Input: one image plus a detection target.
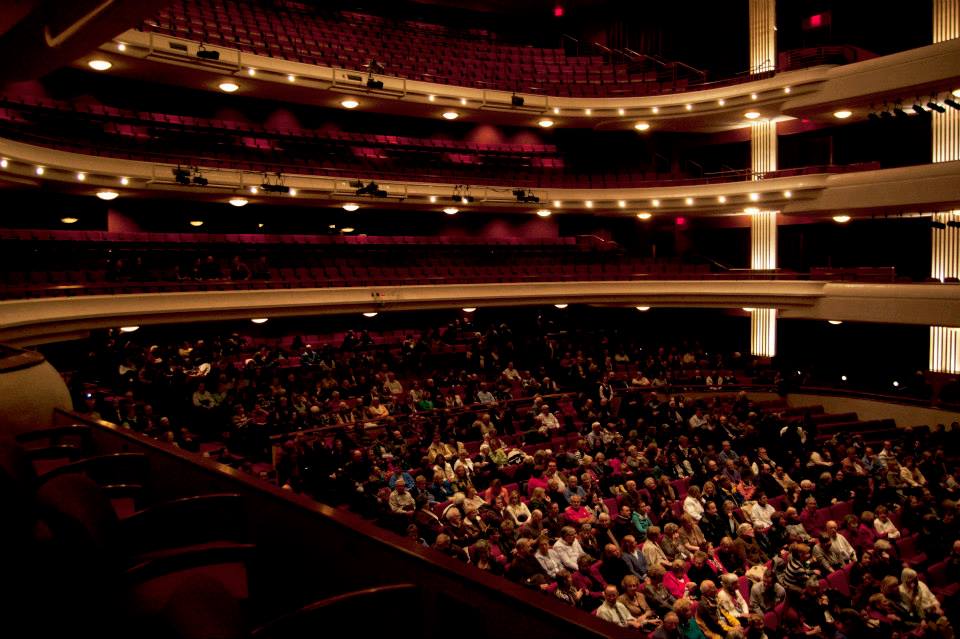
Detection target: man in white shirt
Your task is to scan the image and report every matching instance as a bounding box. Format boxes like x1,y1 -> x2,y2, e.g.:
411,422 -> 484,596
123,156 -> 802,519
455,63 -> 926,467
534,404 -> 560,434
595,585 -> 643,628
748,492 -> 776,531
502,362 -> 522,382
553,526 -> 586,571
823,520 -> 856,563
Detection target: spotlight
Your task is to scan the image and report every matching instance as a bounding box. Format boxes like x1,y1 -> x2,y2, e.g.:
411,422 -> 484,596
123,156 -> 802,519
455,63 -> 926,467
513,188 -> 539,203
867,112 -> 881,122
511,94 -> 524,107
173,166 -> 191,185
927,101 -> 946,113
913,104 -> 930,116
192,174 -> 208,186
356,181 -> 387,197
947,220 -> 960,229
366,78 -> 384,89
196,45 -> 220,60
879,110 -> 893,120
945,98 -> 960,110
931,220 -> 947,230
893,106 -> 908,119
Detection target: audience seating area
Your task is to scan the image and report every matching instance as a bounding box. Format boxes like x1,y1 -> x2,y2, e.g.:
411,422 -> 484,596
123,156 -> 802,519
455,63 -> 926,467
146,0 -> 698,96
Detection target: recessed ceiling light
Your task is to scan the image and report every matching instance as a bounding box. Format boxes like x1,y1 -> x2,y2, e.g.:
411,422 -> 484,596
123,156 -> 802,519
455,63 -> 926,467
363,312 -> 378,317
249,186 -> 258,195
651,199 -> 660,207
749,192 -> 760,201
288,188 -> 297,196
833,215 -> 851,223
636,306 -> 651,311
618,200 -> 626,208
833,110 -> 852,119
783,86 -> 791,94
783,190 -> 792,198
828,320 -> 843,325
744,207 -> 760,214
618,108 -> 625,116
584,108 -> 592,115
634,122 -> 650,131
685,197 -> 694,205
538,118 -> 554,127
685,104 -> 692,111
287,74 -> 296,82
75,171 -> 87,182
219,82 -> 239,93
742,307 -> 755,312
554,304 -> 568,309
651,107 -> 659,114
462,307 -> 477,313
258,223 -> 264,229
443,207 -> 459,215
584,200 -> 593,208
841,375 -> 848,381
60,217 -> 78,224
460,98 -> 467,106
750,93 -> 758,100
342,203 -> 360,212
717,99 -> 725,106
341,227 -> 355,233
0,159 -> 7,168
953,89 -> 960,97
428,95 -> 436,102
341,99 -> 359,109
120,176 -> 129,185
88,59 -> 112,71
96,190 -> 119,201
637,212 -> 652,220
117,43 -> 127,52
553,200 -> 562,208
35,166 -> 44,175
429,195 -> 437,203
745,111 -> 761,119
251,318 -> 269,324
119,326 -> 139,333
553,107 -> 560,114
247,67 -> 256,76
536,209 -> 552,217
189,220 -> 204,227
717,195 -> 727,203
228,197 -> 248,207
442,111 -> 459,120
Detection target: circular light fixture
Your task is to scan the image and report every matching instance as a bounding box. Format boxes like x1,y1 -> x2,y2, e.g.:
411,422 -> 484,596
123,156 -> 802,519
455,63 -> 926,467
117,43 -> 127,52
584,108 -> 592,115
833,215 -> 851,223
341,99 -> 359,109
250,318 -> 268,324
618,200 -> 626,208
749,192 -> 760,201
783,190 -> 792,198
120,176 -> 129,186
443,207 -> 459,215
363,312 -> 378,318
750,93 -> 758,100
462,307 -> 476,313
634,122 -> 650,131
76,172 -> 86,181
617,108 -> 625,116
429,195 -> 437,203
342,203 -> 360,212
833,110 -> 852,119
745,111 -> 761,119
35,166 -> 44,175
119,326 -> 139,333
96,190 -> 119,201
685,104 -> 692,111
249,186 -> 258,194
685,197 -> 694,205
742,307 -> 756,312
258,223 -> 264,229
442,111 -> 459,120
340,227 -> 355,233
717,99 -> 725,106
247,67 -> 256,76
584,200 -> 593,209
828,320 -> 843,325
554,304 -> 568,309
228,197 -> 248,207
717,195 -> 727,204
651,107 -> 659,114
0,159 -> 7,168
288,188 -> 297,196
553,107 -> 560,114
636,306 -> 651,311
428,95 -> 436,102
88,59 -> 112,71
460,98 -> 467,106
651,199 -> 660,207
538,119 -> 554,128
841,375 -> 848,381
553,200 -> 562,208
60,217 -> 78,224
893,380 -> 900,387
218,82 -> 239,93
536,209 -> 552,217
783,86 -> 791,94
637,212 -> 652,220
189,220 -> 204,227
287,74 -> 296,82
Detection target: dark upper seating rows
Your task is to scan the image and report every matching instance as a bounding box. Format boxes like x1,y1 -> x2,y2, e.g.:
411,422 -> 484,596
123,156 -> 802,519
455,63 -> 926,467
145,0 -> 698,96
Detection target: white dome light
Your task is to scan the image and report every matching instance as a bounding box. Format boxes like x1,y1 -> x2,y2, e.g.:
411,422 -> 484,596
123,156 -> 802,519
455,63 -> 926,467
443,207 -> 459,215
189,220 -> 204,227
442,111 -> 459,120
60,217 -> 78,224
828,320 -> 843,325
228,197 -> 248,207
833,110 -> 852,119
636,306 -> 651,311
119,326 -> 139,333
554,304 -> 568,309
341,99 -> 359,109
636,212 -> 652,220
833,215 -> 851,223
536,209 -> 552,217
251,318 -> 268,324
538,119 -> 554,128
342,203 -> 360,212
96,190 -> 119,201
462,307 -> 476,313
88,59 -> 113,71
363,312 -> 379,318
218,82 -> 239,93
634,122 -> 650,131
744,111 -> 761,119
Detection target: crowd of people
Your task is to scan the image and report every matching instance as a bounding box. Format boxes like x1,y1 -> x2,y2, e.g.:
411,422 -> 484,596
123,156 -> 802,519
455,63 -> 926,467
61,314 -> 960,638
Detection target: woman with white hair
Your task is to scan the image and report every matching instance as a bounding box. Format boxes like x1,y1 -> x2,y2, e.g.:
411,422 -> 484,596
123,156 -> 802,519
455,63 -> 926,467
716,573 -> 750,626
899,567 -> 944,619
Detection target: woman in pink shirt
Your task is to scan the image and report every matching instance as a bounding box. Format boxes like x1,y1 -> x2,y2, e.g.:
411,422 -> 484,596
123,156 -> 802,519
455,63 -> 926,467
663,558 -> 694,599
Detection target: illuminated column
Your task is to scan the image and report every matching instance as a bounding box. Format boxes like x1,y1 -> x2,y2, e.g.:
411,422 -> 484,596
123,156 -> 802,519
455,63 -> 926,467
751,120 -> 777,177
751,210 -> 777,270
930,0 -> 960,372
751,309 -> 777,357
749,0 -> 776,74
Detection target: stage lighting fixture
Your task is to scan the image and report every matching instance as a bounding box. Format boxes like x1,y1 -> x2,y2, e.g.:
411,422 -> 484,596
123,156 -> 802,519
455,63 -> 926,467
511,94 -> 524,107
946,220 -> 960,229
945,98 -> 960,110
196,45 -> 220,60
512,188 -> 539,203
356,181 -> 387,197
927,101 -> 946,113
879,110 -> 893,120
192,174 -> 208,186
260,183 -> 291,194
173,166 -> 191,185
366,78 -> 384,89
913,104 -> 929,116
893,106 -> 908,118
931,220 -> 947,230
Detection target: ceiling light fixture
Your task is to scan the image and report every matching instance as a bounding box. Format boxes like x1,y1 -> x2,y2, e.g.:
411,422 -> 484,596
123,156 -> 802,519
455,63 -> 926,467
637,212 -> 652,220
553,107 -> 560,114
833,215 -> 851,223
342,203 -> 360,212
717,195 -> 727,204
460,98 -> 467,106
744,111 -> 760,119
833,110 -> 852,119
120,177 -> 129,186
584,108 -> 592,115
685,104 -> 692,111
117,43 -> 126,52
618,108 -> 625,116
288,188 -> 297,196
429,196 -> 437,203
35,166 -> 44,175
119,326 -> 139,333
750,93 -> 758,100
251,318 -> 269,324
60,217 -> 78,224
462,307 -> 476,313
341,227 -> 355,233
634,122 -> 650,131
584,200 -> 593,208
554,304 -> 568,309
341,99 -> 359,109
218,82 -> 239,93
828,320 -> 843,325
363,312 -> 378,318
538,119 -> 554,128
783,86 -> 791,94
749,192 -> 760,201
651,199 -> 660,207
442,111 -> 459,120
0,159 -> 7,168
553,200 -> 562,208
228,197 -> 248,207
76,172 -> 86,181
287,74 -> 296,82
685,197 -> 694,205
717,99 -> 725,106
618,200 -> 626,208
88,59 -> 112,71
189,220 -> 204,227
783,190 -> 792,198
536,209 -> 552,217
443,207 -> 459,215
428,95 -> 436,102
636,306 -> 651,311
96,190 -> 119,201
247,67 -> 256,76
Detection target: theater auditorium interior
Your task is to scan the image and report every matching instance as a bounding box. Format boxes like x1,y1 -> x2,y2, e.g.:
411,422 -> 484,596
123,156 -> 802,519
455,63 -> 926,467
0,0 -> 959,637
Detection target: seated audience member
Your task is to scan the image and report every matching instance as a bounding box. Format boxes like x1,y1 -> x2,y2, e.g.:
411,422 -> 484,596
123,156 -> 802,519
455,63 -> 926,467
697,580 -> 739,639
749,568 -> 785,614
618,574 -> 660,627
716,573 -> 750,627
663,558 -> 695,599
644,565 -> 678,617
595,585 -> 644,629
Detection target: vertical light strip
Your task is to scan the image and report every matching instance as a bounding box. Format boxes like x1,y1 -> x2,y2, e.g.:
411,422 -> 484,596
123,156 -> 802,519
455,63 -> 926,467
751,309 -> 777,357
751,210 -> 777,270
933,0 -> 959,43
930,1 -> 959,372
749,0 -> 776,73
751,120 -> 777,178
930,327 -> 960,373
